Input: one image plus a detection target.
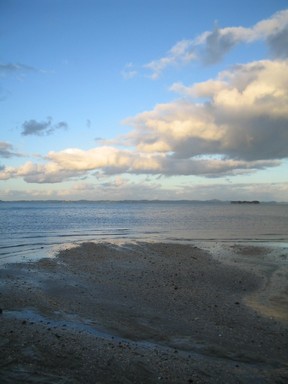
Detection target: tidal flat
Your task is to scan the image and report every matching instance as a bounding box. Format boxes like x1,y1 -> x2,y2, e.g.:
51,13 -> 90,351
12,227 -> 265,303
0,242 -> 288,383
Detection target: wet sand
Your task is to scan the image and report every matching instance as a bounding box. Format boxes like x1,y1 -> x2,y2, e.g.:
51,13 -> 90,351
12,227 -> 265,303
0,242 -> 288,383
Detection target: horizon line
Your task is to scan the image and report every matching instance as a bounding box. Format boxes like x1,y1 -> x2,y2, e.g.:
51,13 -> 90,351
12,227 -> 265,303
0,199 -> 287,204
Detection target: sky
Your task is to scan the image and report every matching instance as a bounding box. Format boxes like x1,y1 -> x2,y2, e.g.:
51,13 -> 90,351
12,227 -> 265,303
1,0 -> 288,201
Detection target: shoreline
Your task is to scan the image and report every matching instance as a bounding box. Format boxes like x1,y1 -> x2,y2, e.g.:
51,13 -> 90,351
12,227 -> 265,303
1,238 -> 287,270
1,241 -> 288,383
196,241 -> 288,322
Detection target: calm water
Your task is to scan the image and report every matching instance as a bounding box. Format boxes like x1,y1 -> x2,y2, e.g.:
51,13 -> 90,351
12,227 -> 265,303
0,201 -> 288,265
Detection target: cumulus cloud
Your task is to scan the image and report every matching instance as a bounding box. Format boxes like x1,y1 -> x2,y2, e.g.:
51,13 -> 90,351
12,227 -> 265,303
1,58 -> 287,184
0,148 -> 280,184
145,9 -> 288,77
46,147 -> 277,179
21,118 -> 68,136
46,146 -> 163,176
0,161 -> 84,183
0,147 -> 163,183
125,60 -> 288,162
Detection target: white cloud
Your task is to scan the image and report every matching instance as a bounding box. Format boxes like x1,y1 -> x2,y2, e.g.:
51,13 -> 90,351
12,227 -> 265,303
144,9 -> 288,77
0,147 -> 164,183
145,40 -> 196,79
0,151 -> 280,184
0,58 -> 287,184
127,60 -> 288,162
0,161 -> 84,183
47,146 -> 163,175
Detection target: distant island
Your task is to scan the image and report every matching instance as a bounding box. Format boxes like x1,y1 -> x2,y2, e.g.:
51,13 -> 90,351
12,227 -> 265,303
230,200 -> 260,204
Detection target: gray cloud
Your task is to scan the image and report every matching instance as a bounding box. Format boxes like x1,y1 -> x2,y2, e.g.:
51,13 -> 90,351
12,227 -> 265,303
201,28 -> 239,64
126,60 -> 288,165
215,115 -> 288,161
21,118 -> 68,136
86,119 -> 91,128
159,157 -> 279,178
0,141 -> 21,158
198,10 -> 288,65
267,24 -> 288,58
23,170 -> 82,184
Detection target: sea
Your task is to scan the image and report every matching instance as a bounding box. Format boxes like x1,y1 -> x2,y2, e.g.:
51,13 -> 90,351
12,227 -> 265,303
1,200 -> 288,265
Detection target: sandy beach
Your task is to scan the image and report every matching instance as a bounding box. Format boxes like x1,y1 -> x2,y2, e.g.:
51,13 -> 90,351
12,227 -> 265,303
0,241 -> 288,383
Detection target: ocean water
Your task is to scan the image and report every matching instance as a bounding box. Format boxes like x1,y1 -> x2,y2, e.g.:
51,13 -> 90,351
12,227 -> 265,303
0,200 -> 288,265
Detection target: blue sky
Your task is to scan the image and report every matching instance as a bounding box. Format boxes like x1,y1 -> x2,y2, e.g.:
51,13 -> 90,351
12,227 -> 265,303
1,0 -> 288,201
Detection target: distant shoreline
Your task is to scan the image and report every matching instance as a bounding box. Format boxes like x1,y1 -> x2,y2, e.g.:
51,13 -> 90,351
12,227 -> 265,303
0,199 -> 287,204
